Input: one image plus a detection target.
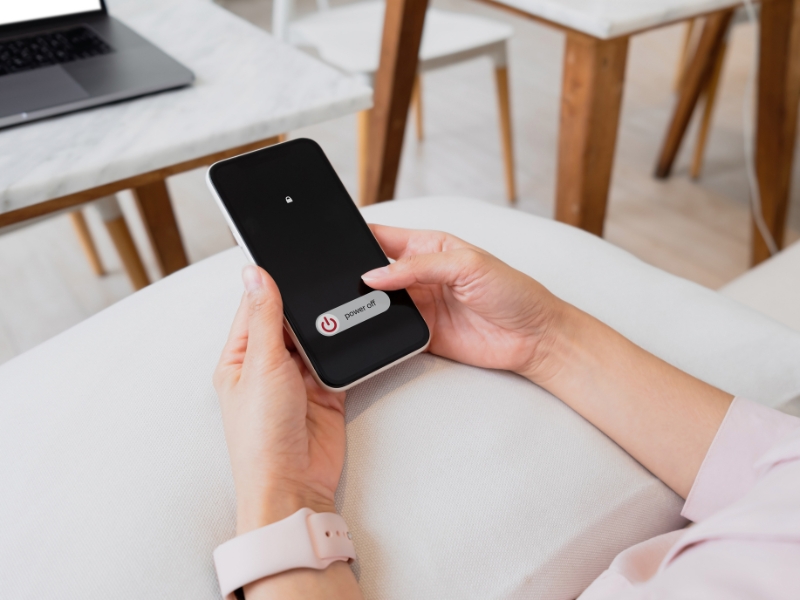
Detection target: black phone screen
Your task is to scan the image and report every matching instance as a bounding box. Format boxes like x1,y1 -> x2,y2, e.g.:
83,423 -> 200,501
208,139 -> 429,388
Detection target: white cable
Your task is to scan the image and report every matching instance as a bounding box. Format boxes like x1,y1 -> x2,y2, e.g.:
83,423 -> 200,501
741,0 -> 779,256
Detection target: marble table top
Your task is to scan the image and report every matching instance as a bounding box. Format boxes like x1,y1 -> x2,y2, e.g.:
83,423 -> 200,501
0,0 -> 372,215
488,0 -> 742,39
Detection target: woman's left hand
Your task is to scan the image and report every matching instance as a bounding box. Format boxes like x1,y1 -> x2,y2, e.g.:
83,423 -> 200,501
214,265 -> 347,534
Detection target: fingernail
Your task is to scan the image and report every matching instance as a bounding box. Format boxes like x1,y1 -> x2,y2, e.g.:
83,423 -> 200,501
362,266 -> 390,282
242,265 -> 263,294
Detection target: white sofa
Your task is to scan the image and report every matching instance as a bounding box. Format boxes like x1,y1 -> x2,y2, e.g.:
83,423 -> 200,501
2,197 -> 800,600
720,239 -> 800,334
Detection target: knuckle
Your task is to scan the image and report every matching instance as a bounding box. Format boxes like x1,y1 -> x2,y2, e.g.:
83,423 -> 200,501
405,254 -> 423,268
249,294 -> 278,319
458,247 -> 484,268
248,293 -> 267,311
438,230 -> 467,251
451,248 -> 489,287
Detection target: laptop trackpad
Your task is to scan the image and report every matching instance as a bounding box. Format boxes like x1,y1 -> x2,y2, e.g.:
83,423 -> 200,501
0,66 -> 90,118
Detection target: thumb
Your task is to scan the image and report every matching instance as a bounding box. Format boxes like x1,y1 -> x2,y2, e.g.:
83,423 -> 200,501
241,265 -> 288,373
361,247 -> 487,291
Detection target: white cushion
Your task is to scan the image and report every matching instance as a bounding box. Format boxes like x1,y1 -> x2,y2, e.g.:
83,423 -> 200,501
720,240 -> 800,334
2,197 -> 800,599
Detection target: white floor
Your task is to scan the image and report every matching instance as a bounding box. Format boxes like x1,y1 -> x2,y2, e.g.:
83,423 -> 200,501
1,0 -> 799,365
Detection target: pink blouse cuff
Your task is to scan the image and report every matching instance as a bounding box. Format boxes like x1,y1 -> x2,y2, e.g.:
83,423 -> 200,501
682,396 -> 800,523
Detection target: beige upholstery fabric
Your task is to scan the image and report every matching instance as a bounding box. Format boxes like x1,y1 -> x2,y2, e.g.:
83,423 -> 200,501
2,197 -> 800,599
720,240 -> 800,334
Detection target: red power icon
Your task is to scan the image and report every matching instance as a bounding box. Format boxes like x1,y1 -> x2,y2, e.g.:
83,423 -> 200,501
320,315 -> 338,333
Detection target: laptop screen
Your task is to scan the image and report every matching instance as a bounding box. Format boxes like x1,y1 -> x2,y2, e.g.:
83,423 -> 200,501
0,1 -> 103,27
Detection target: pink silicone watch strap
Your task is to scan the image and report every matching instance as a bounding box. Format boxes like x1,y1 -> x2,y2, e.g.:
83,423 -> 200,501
213,508 -> 356,599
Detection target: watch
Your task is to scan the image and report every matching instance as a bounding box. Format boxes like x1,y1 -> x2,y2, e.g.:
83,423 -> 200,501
213,508 -> 356,599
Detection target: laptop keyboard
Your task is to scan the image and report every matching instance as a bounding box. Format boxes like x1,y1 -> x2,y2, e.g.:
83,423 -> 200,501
0,26 -> 113,77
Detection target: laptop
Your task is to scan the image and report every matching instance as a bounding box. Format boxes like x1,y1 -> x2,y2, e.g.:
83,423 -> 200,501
0,1 -> 194,130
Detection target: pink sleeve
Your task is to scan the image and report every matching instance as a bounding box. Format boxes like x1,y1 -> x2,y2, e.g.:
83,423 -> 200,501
681,396 -> 800,523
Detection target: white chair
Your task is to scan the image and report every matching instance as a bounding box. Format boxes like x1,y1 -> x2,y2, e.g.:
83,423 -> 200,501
273,0 -> 517,204
3,197 -> 800,599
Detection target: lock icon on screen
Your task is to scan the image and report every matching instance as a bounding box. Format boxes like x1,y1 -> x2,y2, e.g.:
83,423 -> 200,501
285,196 -> 293,203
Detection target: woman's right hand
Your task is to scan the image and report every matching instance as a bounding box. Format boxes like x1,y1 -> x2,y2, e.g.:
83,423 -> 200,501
364,224 -> 733,500
362,225 -> 565,383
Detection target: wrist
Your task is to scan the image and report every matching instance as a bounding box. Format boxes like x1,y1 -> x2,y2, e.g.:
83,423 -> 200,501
236,483 -> 337,535
516,299 -> 579,386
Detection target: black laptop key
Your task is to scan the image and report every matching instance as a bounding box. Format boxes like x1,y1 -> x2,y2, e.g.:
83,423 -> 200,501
0,26 -> 113,77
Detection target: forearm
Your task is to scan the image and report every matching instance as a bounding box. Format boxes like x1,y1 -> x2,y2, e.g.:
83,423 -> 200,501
528,302 -> 733,499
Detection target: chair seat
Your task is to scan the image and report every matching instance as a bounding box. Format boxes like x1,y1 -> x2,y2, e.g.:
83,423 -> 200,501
2,197 -> 800,599
290,1 -> 513,74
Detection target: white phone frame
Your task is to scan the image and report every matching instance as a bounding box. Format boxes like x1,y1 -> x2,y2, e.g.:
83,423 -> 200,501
205,143 -> 430,392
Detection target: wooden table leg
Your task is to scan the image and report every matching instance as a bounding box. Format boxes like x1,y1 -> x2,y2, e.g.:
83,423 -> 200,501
654,10 -> 734,179
753,0 -> 800,264
690,37 -> 728,180
555,32 -> 629,236
94,196 -> 150,291
69,210 -> 105,276
673,19 -> 698,92
362,0 -> 429,206
132,179 -> 189,277
412,74 -> 424,141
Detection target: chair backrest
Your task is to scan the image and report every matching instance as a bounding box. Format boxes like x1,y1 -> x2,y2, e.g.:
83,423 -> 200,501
272,0 -> 332,41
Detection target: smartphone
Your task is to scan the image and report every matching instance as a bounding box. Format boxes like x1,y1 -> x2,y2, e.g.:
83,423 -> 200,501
206,138 -> 430,391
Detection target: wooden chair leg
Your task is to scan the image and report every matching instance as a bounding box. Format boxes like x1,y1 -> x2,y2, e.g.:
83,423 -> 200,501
132,179 -> 189,277
363,0 -> 429,205
555,31 -> 629,236
412,74 -> 424,141
654,10 -> 734,179
690,38 -> 728,179
752,0 -> 800,264
357,110 -> 371,206
69,210 -> 104,276
494,65 -> 517,204
93,196 -> 150,291
673,19 -> 698,92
